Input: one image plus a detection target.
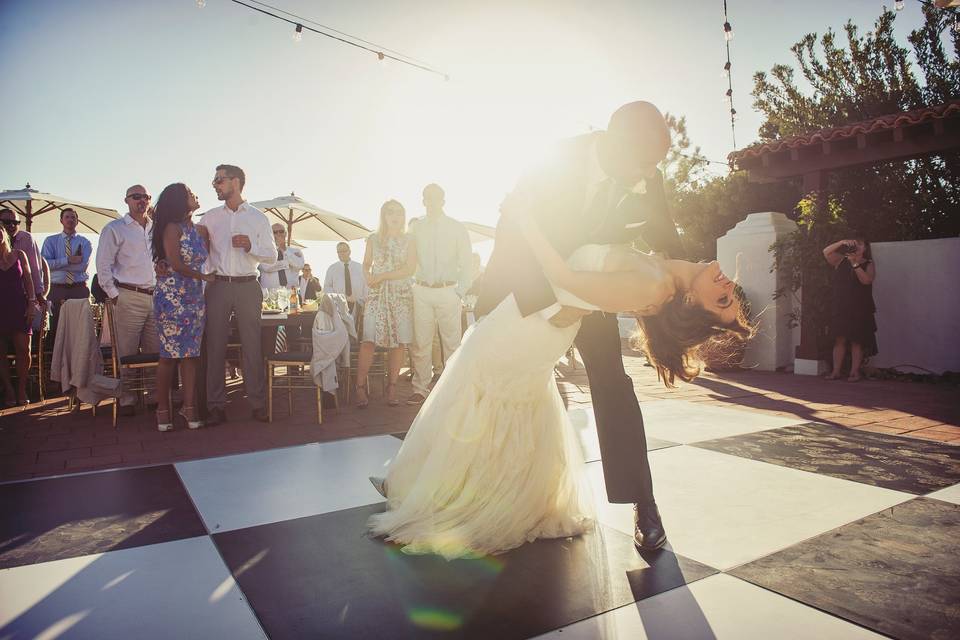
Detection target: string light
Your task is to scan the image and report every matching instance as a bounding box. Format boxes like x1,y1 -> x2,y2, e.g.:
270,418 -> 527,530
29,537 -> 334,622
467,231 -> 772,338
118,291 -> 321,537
197,0 -> 206,7
895,0 -> 905,10
225,0 -> 449,79
722,0 -> 737,149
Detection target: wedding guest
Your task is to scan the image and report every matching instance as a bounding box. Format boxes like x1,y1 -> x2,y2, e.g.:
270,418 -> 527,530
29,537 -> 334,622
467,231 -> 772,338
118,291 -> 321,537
96,185 -> 159,415
355,200 -> 416,407
0,226 -> 36,407
406,183 -> 474,405
299,263 -> 321,301
198,164 -> 276,425
1,209 -> 44,371
41,208 -> 91,337
152,183 -> 212,431
323,242 -> 366,313
259,224 -> 304,290
823,237 -> 877,382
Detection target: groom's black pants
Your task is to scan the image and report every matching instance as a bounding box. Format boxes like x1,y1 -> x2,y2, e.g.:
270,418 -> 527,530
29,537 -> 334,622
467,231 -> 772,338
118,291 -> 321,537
575,311 -> 655,505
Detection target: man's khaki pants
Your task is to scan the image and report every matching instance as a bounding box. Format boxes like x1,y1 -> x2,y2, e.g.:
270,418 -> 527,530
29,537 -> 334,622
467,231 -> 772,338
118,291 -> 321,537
411,284 -> 462,397
114,288 -> 159,407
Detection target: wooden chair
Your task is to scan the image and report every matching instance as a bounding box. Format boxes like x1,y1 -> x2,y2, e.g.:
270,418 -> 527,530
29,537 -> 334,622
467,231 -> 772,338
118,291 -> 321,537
267,349 -> 338,424
103,302 -> 161,428
336,303 -> 388,404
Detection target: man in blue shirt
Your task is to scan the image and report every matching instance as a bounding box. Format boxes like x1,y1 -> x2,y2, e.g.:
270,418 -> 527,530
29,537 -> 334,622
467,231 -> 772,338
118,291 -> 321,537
41,208 -> 92,336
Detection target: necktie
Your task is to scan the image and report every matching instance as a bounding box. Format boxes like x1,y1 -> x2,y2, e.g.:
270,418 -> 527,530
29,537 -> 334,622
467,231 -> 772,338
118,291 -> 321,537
344,262 -> 352,297
64,235 -> 75,284
277,249 -> 287,286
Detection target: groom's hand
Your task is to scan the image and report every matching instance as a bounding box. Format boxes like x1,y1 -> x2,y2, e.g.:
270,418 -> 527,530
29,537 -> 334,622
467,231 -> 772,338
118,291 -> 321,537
548,306 -> 591,328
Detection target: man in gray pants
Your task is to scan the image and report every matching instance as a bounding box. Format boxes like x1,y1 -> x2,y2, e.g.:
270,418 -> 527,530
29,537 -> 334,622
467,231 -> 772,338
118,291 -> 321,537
198,164 -> 276,425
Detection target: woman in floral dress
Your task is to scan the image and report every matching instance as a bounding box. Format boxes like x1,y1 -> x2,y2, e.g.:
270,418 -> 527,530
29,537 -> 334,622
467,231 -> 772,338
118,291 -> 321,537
355,200 -> 416,407
151,183 -> 213,431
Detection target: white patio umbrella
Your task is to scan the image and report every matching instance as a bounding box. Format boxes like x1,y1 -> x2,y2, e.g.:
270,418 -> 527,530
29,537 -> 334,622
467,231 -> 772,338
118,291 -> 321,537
463,221 -> 497,244
0,183 -> 119,234
249,193 -> 371,243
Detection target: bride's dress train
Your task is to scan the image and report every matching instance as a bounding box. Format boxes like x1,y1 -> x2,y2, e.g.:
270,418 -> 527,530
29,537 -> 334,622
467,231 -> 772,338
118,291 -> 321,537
368,244 -> 612,559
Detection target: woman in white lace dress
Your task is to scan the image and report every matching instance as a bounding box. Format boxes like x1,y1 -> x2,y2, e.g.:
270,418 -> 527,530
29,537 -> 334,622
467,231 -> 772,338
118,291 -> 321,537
369,211 -> 749,559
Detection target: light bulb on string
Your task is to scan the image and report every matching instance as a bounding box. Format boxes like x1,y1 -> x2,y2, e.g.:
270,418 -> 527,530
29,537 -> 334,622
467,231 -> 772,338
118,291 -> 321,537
895,0 -> 904,10
722,61 -> 731,78
196,0 -> 205,7
723,21 -> 734,41
730,108 -> 738,122
377,51 -> 386,64
293,24 -> 303,43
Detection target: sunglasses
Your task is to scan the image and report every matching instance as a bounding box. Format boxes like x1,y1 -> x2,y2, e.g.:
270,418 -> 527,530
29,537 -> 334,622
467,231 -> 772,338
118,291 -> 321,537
1,219 -> 19,226
212,176 -> 235,185
127,193 -> 152,201
273,230 -> 286,235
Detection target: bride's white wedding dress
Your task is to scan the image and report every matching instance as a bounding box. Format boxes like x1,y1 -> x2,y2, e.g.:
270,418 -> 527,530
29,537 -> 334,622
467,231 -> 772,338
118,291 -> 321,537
368,244 -> 613,559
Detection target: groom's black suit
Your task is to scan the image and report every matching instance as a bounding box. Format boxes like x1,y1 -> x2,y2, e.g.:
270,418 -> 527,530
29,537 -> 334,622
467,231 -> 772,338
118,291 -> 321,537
476,132 -> 684,504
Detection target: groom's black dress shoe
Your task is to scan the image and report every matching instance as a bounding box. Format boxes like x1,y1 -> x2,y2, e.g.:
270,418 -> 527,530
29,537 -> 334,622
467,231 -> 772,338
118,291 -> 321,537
634,502 -> 667,551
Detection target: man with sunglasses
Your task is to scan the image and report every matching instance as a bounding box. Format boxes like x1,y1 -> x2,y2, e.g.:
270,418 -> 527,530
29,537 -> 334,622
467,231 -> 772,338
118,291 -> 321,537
198,164 -> 276,425
41,208 -> 92,338
258,224 -> 304,290
95,185 -> 159,415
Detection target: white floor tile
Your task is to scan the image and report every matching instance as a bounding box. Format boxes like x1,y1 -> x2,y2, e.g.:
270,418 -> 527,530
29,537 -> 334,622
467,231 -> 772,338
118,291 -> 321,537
926,482 -> 960,505
533,573 -> 885,639
175,436 -> 401,532
0,537 -> 264,640
568,407 -> 675,462
587,446 -> 912,570
637,400 -> 804,444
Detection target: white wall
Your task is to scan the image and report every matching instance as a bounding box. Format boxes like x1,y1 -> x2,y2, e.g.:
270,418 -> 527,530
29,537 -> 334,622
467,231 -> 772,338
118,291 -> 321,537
869,237 -> 960,374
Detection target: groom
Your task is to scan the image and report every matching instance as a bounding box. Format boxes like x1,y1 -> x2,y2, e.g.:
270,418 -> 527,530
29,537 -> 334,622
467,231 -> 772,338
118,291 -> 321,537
476,101 -> 682,551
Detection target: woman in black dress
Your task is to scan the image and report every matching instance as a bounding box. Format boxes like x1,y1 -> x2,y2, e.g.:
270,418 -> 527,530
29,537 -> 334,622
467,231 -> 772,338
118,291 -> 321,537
822,237 -> 877,381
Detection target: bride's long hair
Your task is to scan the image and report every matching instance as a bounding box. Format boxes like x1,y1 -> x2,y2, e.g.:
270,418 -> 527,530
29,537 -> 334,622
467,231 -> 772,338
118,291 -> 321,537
636,287 -> 753,388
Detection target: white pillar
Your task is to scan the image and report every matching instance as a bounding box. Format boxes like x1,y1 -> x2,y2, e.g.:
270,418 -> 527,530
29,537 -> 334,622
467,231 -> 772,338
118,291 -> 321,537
716,212 -> 797,372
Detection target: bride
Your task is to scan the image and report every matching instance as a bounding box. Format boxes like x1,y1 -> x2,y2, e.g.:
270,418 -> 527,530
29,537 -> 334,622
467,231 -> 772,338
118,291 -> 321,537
368,205 -> 749,559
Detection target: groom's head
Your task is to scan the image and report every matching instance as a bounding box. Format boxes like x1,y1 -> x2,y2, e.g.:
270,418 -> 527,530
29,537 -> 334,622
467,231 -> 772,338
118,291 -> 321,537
597,101 -> 670,187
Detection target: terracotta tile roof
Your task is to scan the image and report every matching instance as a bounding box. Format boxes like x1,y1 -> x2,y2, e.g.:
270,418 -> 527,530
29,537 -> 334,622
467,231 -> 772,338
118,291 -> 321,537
729,100 -> 960,165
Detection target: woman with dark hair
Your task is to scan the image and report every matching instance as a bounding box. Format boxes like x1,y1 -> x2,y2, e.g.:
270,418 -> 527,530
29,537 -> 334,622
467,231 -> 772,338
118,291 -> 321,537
355,199 -> 416,407
368,207 -> 750,558
151,183 -> 212,431
823,237 -> 877,382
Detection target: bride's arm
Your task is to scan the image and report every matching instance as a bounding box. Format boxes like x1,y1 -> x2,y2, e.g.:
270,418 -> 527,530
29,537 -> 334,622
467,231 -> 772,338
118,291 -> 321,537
517,217 -> 674,314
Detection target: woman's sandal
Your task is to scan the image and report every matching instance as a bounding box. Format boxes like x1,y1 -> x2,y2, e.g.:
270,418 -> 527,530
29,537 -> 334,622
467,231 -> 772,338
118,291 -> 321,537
156,409 -> 174,432
179,405 -> 203,430
386,382 -> 400,407
355,382 -> 369,409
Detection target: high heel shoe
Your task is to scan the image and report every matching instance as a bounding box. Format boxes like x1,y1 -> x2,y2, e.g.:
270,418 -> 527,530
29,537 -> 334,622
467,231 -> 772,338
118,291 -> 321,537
369,476 -> 387,499
355,382 -> 369,409
386,382 -> 399,407
156,409 -> 173,432
179,405 -> 203,430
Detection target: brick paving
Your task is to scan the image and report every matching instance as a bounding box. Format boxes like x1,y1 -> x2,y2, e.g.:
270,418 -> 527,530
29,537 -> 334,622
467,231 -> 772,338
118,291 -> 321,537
1,346 -> 957,482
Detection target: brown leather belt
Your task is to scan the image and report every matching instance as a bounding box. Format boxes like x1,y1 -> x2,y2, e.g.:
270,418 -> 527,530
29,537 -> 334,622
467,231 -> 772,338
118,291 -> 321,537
117,282 -> 154,295
415,280 -> 456,288
214,274 -> 257,283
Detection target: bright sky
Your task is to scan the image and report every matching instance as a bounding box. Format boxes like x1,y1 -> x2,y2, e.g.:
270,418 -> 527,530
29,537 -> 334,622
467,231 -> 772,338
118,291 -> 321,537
0,0 -> 933,270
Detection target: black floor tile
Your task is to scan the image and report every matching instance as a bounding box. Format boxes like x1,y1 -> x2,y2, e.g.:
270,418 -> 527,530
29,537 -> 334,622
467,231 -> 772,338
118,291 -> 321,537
214,503 -> 715,639
731,498 -> 960,640
692,422 -> 960,494
0,465 -> 207,569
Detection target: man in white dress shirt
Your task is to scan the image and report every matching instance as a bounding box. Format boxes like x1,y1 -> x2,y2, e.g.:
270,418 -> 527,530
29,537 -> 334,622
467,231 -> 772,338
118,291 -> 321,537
198,164 -> 276,425
96,185 -> 159,414
259,224 -> 304,290
406,183 -> 474,405
323,242 -> 366,313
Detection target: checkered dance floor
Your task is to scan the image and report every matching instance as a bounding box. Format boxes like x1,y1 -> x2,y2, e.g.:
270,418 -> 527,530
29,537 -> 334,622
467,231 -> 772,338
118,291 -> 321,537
2,400 -> 958,639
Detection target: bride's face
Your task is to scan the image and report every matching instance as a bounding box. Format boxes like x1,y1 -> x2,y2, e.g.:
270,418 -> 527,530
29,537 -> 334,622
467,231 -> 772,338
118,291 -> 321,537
688,261 -> 739,325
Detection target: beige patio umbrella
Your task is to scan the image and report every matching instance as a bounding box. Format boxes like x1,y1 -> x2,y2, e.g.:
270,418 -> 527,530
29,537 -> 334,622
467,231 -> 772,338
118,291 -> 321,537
249,193 -> 371,244
0,183 -> 119,234
463,221 -> 497,244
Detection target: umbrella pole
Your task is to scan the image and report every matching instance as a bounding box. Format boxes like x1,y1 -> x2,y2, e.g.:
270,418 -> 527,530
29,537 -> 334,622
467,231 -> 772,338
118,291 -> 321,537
25,199 -> 32,233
